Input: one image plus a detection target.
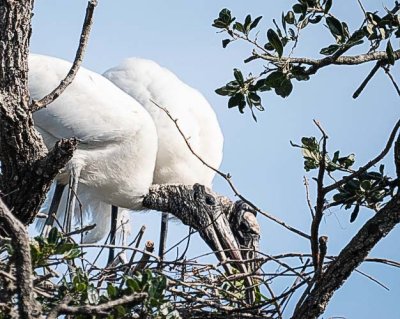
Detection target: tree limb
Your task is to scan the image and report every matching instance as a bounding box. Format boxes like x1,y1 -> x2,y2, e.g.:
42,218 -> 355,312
292,193 -> 400,319
54,293 -> 147,317
30,0 -> 98,112
0,200 -> 40,319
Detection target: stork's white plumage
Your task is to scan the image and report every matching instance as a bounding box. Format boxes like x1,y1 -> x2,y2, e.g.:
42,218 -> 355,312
103,58 -> 223,187
103,58 -> 223,259
30,54 -> 158,242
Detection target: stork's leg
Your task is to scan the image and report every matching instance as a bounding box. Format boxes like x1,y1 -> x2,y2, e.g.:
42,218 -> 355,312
158,212 -> 169,267
107,205 -> 118,265
41,182 -> 66,237
64,165 -> 82,234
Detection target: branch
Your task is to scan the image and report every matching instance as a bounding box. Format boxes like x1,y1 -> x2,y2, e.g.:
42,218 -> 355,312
255,49 -> 400,75
151,100 -> 310,240
55,293 -> 147,316
323,119 -> 400,194
310,120 -> 328,272
292,193 -> 400,319
352,61 -> 382,99
30,0 -> 97,112
0,200 -> 39,319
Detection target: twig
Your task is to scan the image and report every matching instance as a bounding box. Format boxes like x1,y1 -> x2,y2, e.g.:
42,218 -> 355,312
382,65 -> 400,96
323,119 -> 400,194
30,0 -> 98,112
56,293 -> 147,316
352,61 -> 382,99
303,176 -> 315,218
151,99 -> 310,240
311,120 -> 328,272
132,241 -> 155,273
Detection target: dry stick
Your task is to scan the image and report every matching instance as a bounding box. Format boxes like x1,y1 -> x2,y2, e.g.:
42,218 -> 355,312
382,65 -> 400,96
264,281 -> 283,319
0,200 -> 38,319
255,49 -> 400,69
132,240 -> 155,273
151,99 -> 310,240
55,293 -> 147,316
352,61 -> 382,99
311,120 -> 328,273
323,119 -> 400,194
303,176 -> 315,218
30,0 -> 98,112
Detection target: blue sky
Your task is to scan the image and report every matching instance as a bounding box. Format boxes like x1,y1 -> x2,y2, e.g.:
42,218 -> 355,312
30,1 -> 399,317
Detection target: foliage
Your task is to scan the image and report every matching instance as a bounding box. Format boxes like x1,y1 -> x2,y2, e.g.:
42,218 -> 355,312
213,1 -> 400,119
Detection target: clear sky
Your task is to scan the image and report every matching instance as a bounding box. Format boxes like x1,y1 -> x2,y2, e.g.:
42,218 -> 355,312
30,1 -> 399,317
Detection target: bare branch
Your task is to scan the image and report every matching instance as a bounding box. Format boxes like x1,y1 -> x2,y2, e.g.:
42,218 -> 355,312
254,49 -> 400,74
382,65 -> 400,96
292,193 -> 400,319
0,200 -> 39,319
55,293 -> 147,316
352,61 -> 382,99
30,0 -> 97,112
151,99 -> 310,240
311,120 -> 328,272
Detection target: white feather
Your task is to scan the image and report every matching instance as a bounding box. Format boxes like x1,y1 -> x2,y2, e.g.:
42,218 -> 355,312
30,54 -> 158,242
103,58 -> 223,187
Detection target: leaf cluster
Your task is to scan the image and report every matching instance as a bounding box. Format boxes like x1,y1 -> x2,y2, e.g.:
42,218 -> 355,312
213,1 -> 400,119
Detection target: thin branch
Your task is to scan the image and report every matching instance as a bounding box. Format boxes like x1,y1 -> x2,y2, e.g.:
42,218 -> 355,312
382,65 -> 400,96
292,192 -> 400,319
254,49 -> 400,73
151,99 -> 310,240
56,293 -> 147,316
323,119 -> 400,194
30,0 -> 98,112
352,61 -> 382,99
0,200 -> 38,319
303,176 -> 315,218
311,120 -> 328,272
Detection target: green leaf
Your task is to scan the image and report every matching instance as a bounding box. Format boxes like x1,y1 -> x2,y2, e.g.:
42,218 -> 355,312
386,40 -> 395,65
233,22 -> 245,33
233,68 -> 244,85
324,0 -> 332,14
222,39 -> 231,48
275,79 -> 293,98
350,204 -> 360,223
326,16 -> 344,41
320,44 -> 340,55
250,16 -> 262,30
228,93 -> 244,109
244,14 -> 252,33
309,15 -> 323,24
48,227 -> 59,244
267,29 -> 284,57
107,284 -> 118,298
265,71 -> 286,88
285,11 -> 295,24
126,278 -> 141,292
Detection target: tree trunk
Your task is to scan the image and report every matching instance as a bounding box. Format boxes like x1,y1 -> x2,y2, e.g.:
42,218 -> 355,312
0,0 -> 75,225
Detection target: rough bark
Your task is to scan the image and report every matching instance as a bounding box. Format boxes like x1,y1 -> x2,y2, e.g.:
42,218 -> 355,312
0,0 -> 75,225
292,193 -> 400,319
143,184 -> 260,268
0,199 -> 40,318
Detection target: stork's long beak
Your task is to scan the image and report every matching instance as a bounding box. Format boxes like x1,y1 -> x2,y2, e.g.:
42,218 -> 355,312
198,209 -> 244,271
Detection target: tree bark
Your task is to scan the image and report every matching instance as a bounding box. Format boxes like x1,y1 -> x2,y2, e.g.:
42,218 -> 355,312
292,193 -> 400,319
0,0 -> 75,225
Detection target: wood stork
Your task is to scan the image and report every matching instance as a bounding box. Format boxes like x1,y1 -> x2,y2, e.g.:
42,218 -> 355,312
30,54 -> 158,243
103,58 -> 224,259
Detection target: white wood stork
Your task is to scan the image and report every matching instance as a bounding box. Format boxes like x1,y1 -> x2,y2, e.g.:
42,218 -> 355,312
30,54 -> 158,243
103,58 -> 224,259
